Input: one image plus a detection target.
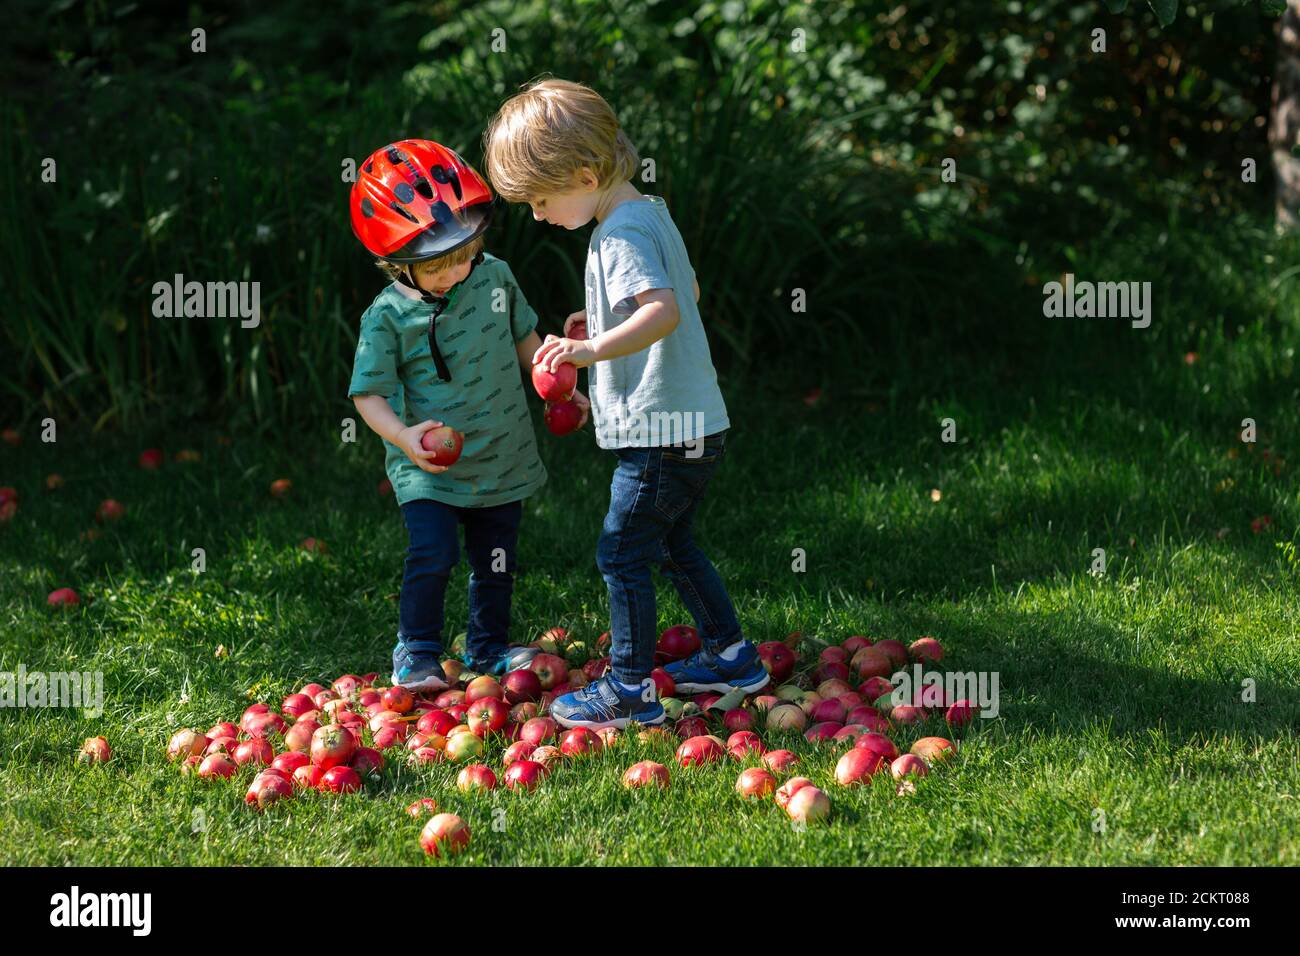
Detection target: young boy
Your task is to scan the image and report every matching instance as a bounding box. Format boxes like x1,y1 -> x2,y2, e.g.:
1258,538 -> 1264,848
347,139 -> 589,692
483,79 -> 768,728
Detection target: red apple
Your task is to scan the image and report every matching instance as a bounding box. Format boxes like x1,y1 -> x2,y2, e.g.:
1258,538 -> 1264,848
851,647 -> 893,679
206,722 -> 239,741
420,813 -> 471,857
858,676 -> 894,700
785,785 -> 832,823
622,760 -> 671,789
945,699 -> 976,727
198,754 -> 238,779
812,699 -> 848,724
416,709 -> 458,738
873,639 -> 909,669
409,746 -> 445,766
529,653 -> 568,691
816,678 -> 853,700
319,765 -> 363,794
854,732 -> 899,763
762,749 -> 800,773
531,361 -> 577,402
774,776 -> 815,811
445,732 -> 484,763
420,426 -> 464,466
246,771 -> 294,809
381,685 -> 414,714
726,730 -> 765,760
891,704 -> 926,725
233,738 -> 273,766
559,727 -> 602,757
582,658 -> 610,682
467,697 -> 510,737
281,693 -> 315,718
271,751 -> 310,775
299,682 -> 326,699
310,724 -> 357,770
283,719 -> 320,753
842,635 -> 871,654
502,669 -> 542,704
332,674 -> 363,698
504,760 -> 546,791
520,717 -> 558,746
433,689 -> 464,709
655,625 -> 700,662
909,637 -> 944,663
756,642 -> 796,682
244,712 -> 287,739
205,736 -> 239,756
674,716 -> 709,739
676,735 -> 725,767
47,587 -> 81,608
351,747 -> 385,777
530,745 -> 562,770
456,763 -> 498,792
815,662 -> 851,685
291,764 -> 323,790
406,797 -> 439,817
95,498 -> 126,523
835,747 -> 887,785
465,676 -> 504,704
891,754 -> 930,779
650,667 -> 676,699
804,721 -> 843,743
166,729 -> 209,762
911,736 -> 956,764
736,767 -> 778,799
502,741 -> 537,767
544,400 -> 584,436
819,646 -> 848,666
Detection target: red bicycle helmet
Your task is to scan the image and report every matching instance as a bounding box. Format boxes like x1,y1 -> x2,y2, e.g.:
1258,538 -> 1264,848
350,140 -> 493,263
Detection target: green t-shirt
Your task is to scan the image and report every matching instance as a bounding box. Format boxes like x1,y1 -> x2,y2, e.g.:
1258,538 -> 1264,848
348,254 -> 547,508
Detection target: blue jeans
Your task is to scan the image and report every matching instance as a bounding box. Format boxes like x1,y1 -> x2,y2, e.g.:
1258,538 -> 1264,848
398,498 -> 522,665
596,430 -> 742,683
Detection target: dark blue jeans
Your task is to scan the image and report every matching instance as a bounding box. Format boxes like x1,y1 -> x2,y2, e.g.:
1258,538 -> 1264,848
398,498 -> 522,666
596,430 -> 742,684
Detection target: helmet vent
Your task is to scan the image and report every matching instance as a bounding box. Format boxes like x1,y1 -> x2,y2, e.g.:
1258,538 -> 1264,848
389,202 -> 420,224
428,200 -> 454,225
394,182 -> 415,203
413,177 -> 434,201
360,197 -> 375,218
430,164 -> 463,201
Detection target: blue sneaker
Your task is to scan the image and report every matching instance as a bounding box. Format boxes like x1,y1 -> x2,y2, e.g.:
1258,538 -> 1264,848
664,641 -> 770,695
391,642 -> 449,693
551,675 -> 666,730
463,644 -> 532,677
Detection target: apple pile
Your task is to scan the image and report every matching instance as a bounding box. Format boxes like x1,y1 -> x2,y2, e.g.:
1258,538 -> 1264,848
139,625 -> 974,852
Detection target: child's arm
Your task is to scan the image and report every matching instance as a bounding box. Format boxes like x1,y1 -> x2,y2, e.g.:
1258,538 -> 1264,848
351,394 -> 449,474
517,331 -> 590,426
533,288 -> 678,372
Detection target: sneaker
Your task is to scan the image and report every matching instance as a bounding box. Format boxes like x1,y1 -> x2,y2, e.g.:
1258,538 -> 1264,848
391,642 -> 449,694
464,644 -> 533,677
550,675 -> 666,730
664,641 -> 770,695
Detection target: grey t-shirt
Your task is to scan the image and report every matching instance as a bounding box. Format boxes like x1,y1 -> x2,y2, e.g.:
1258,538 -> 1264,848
584,195 -> 730,449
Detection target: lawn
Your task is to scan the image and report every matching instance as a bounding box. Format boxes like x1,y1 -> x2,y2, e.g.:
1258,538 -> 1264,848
3,335 -> 1299,866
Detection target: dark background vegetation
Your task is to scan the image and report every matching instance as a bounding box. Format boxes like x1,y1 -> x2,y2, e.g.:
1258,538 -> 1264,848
2,0 -> 1296,431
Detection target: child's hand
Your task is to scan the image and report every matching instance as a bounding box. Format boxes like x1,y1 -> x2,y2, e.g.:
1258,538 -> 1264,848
397,420 -> 450,475
563,309 -> 587,340
533,333 -> 597,372
570,389 -> 591,427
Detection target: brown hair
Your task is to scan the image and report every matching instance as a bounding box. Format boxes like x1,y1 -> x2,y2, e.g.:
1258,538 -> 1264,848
374,234 -> 485,282
482,77 -> 639,202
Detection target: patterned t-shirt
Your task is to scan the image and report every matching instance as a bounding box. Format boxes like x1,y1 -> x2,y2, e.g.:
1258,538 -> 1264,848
347,254 -> 547,508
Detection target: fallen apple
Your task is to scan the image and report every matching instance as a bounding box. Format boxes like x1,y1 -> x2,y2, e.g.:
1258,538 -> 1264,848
854,732 -> 899,763
890,704 -> 926,725
811,699 -> 848,724
945,699 -> 976,727
167,729 -> 209,762
529,653 -> 569,691
409,746 -> 445,766
310,724 -> 357,769
756,642 -> 796,683
246,771 -> 294,809
351,747 -> 385,777
909,636 -> 944,663
835,747 -> 887,785
417,709 -> 458,738
675,735 -> 725,767
504,759 -> 546,791
198,754 -> 238,779
842,635 -> 871,655
736,767 -> 778,799
406,797 -> 439,817
281,693 -> 316,719
804,721 -> 843,743
502,741 -> 537,767
381,686 -> 414,714
559,727 -> 602,757
205,736 -> 239,756
784,785 -> 832,824
762,749 -> 800,773
456,764 -> 498,792
622,760 -> 670,789
233,738 -> 274,766
464,675 -> 504,704
890,754 -> 929,779
420,813 -> 471,857
873,639 -> 909,670
655,625 -> 700,662
726,731 -> 765,760
774,776 -> 815,811
519,717 -> 558,747
502,669 -> 542,705
271,751 -> 310,775
47,587 -> 81,608
850,647 -> 893,680
764,704 -> 808,732
95,499 -> 125,523
445,732 -> 484,762
319,765 -> 363,794
674,716 -> 709,739
911,736 -> 956,763
78,736 -> 112,764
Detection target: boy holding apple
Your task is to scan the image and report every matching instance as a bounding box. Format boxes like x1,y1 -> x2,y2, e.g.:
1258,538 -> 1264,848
347,139 -> 588,691
482,79 -> 769,728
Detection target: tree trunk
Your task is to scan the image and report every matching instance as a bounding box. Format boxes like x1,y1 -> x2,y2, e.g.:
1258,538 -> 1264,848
1272,1 -> 1300,230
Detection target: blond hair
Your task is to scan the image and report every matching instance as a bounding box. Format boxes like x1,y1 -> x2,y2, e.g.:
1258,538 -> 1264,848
482,77 -> 640,202
374,235 -> 485,282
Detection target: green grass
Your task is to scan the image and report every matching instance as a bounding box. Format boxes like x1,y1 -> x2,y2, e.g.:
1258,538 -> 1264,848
3,341 -> 1299,866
